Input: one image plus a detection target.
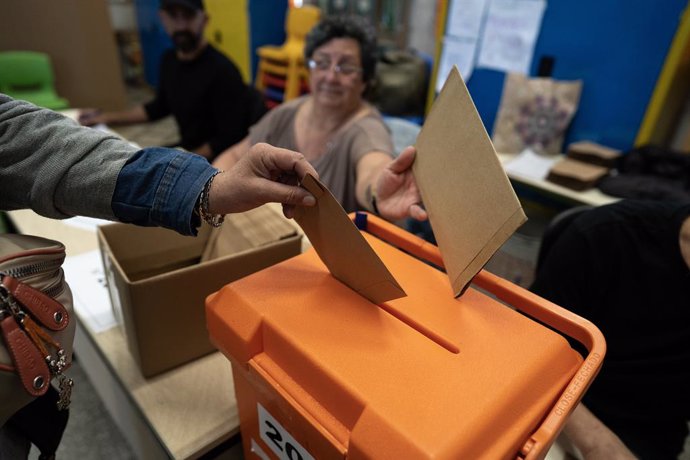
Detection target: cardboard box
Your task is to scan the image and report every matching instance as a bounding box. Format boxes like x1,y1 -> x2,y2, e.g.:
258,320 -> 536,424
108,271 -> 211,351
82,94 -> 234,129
98,206 -> 301,377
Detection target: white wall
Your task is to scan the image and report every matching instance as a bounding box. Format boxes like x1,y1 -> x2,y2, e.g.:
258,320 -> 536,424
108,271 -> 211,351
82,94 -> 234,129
407,0 -> 437,56
108,0 -> 138,31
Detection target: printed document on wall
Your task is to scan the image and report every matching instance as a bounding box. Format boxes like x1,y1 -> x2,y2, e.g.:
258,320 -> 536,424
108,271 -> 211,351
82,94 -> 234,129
477,0 -> 546,75
447,0 -> 489,37
437,36 -> 478,91
435,0 -> 489,91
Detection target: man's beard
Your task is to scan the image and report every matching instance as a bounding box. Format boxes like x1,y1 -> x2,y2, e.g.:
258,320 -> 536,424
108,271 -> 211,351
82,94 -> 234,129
172,31 -> 200,53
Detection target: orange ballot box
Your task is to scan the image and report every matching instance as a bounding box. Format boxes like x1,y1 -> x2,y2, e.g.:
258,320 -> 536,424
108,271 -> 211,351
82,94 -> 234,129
206,214 -> 605,460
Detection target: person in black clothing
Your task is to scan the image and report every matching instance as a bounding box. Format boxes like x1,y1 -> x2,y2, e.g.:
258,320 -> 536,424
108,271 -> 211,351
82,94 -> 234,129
530,200 -> 690,460
79,0 -> 265,160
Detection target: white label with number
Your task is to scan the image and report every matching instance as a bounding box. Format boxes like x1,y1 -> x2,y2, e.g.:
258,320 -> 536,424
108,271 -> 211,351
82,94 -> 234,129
258,403 -> 315,460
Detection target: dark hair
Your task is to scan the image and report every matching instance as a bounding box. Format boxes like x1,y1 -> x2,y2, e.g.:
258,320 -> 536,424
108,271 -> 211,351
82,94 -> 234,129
304,15 -> 378,86
160,0 -> 204,12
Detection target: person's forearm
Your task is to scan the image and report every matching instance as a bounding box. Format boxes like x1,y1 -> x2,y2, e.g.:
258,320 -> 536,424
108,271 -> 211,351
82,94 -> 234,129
680,214 -> 690,269
192,142 -> 213,160
0,95 -> 139,220
358,173 -> 381,213
113,143 -> 319,235
355,152 -> 391,212
212,137 -> 250,170
101,105 -> 149,125
112,148 -> 215,236
365,147 -> 427,222
563,404 -> 637,459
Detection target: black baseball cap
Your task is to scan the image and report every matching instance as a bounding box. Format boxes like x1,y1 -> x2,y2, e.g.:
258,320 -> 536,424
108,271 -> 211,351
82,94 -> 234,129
160,0 -> 204,12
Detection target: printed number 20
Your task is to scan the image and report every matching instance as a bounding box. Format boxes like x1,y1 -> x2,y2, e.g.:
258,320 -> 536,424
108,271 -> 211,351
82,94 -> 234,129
264,420 -> 304,460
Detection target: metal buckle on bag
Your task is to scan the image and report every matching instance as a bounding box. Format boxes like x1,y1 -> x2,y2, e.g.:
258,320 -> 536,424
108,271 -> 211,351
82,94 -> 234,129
49,348 -> 73,410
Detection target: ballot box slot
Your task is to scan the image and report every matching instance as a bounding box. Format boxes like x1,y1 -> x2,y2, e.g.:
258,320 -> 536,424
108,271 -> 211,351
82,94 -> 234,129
376,301 -> 460,354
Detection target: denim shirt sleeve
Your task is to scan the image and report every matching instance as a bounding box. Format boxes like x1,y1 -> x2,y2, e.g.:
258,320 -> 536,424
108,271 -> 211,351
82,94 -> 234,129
112,148 -> 217,236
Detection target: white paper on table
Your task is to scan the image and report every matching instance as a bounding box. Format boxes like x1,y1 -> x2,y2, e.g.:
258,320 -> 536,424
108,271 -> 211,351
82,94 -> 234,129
62,250 -> 117,333
92,123 -> 113,135
58,110 -> 140,149
58,109 -> 80,123
476,0 -> 546,75
503,148 -> 558,180
436,36 -> 479,91
63,216 -> 111,232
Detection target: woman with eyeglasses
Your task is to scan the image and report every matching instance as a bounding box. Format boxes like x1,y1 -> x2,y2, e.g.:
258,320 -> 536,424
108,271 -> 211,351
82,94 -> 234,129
214,15 -> 427,223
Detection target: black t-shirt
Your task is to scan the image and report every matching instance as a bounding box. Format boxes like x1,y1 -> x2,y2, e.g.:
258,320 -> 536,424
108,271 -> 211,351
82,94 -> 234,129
530,200 -> 690,424
144,45 -> 256,157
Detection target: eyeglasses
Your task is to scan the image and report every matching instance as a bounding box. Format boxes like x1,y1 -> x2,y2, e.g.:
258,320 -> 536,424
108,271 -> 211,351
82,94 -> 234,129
307,58 -> 363,76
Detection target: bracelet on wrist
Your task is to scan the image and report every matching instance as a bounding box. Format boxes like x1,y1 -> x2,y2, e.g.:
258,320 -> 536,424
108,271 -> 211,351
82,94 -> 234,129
198,171 -> 225,228
371,194 -> 380,215
367,184 -> 380,215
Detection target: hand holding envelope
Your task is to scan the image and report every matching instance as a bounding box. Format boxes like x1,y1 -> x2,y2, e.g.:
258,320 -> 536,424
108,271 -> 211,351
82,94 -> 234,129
294,174 -> 407,304
374,146 -> 428,222
292,66 -> 526,301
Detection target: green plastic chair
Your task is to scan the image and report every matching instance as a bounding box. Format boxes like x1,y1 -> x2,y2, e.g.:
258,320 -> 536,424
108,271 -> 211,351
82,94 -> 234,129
0,51 -> 69,110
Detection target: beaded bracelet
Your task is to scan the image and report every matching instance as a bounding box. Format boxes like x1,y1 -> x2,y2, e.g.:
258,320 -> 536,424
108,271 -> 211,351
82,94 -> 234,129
198,171 -> 225,227
366,183 -> 380,215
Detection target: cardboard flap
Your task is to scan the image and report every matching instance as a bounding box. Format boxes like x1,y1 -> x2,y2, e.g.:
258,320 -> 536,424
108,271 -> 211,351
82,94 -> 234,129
294,174 -> 406,304
414,66 -> 526,297
201,205 -> 298,262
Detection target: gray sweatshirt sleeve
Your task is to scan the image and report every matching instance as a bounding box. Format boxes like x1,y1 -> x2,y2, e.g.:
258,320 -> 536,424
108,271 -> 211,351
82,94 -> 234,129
0,94 -> 140,220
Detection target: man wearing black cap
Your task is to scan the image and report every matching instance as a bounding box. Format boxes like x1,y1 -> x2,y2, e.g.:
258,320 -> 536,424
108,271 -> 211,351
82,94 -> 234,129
79,0 -> 265,160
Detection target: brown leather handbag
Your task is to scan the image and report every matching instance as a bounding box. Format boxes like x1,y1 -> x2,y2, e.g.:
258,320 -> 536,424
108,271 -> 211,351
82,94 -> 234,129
0,234 -> 75,426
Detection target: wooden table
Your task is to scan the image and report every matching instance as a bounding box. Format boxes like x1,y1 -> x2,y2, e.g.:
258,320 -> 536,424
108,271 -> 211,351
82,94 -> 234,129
497,152 -> 619,208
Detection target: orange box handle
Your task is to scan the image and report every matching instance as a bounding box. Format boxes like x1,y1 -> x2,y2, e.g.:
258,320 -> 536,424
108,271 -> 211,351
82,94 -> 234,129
354,213 -> 607,459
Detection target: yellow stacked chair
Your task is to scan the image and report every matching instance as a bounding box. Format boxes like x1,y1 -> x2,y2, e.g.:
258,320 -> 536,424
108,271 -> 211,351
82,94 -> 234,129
255,5 -> 321,106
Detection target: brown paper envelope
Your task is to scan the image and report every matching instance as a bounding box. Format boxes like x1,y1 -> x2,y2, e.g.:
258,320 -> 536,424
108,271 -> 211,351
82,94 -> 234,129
414,66 -> 527,297
293,174 -> 406,304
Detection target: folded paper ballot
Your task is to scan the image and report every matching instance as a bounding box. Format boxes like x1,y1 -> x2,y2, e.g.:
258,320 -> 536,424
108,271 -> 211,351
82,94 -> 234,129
293,174 -> 406,304
414,66 -> 526,296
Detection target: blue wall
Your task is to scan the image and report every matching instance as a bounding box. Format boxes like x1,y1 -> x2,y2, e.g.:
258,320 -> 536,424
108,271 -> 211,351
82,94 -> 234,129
135,0 -> 172,88
248,0 -> 288,83
465,0 -> 688,151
